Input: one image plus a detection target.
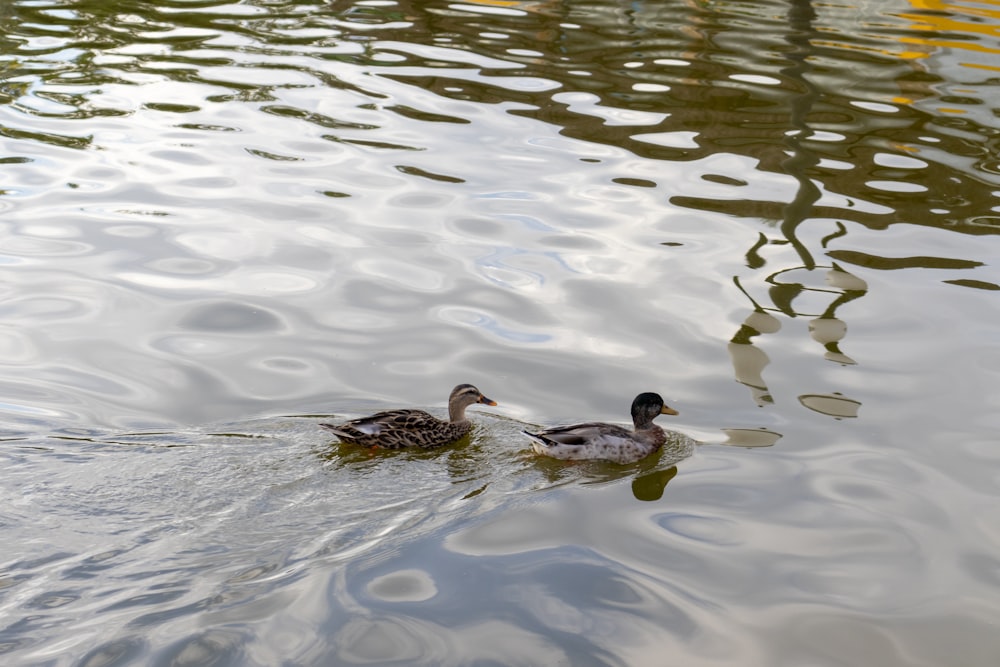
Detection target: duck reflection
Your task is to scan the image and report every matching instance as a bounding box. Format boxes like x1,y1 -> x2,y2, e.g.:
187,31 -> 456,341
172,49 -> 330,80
316,421 -> 693,503
631,466 -> 678,502
526,429 -> 695,502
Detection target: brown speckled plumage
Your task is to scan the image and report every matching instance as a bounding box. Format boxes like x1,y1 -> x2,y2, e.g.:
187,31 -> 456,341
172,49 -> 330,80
524,392 -> 678,464
320,384 -> 496,450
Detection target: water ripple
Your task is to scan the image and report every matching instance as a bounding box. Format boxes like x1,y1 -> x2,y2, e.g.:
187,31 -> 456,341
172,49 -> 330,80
1,0 -> 999,664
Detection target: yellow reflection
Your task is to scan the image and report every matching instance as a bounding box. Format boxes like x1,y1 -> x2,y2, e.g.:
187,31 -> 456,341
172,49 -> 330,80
900,0 -> 1000,60
455,0 -> 555,11
962,62 -> 1000,73
459,0 -> 523,5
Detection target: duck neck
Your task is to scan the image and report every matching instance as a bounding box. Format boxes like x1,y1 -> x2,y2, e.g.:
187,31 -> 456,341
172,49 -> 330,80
449,401 -> 469,423
633,416 -> 657,431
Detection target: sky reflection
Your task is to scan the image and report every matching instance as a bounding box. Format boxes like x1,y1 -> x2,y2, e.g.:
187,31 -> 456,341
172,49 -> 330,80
1,1 -> 1000,665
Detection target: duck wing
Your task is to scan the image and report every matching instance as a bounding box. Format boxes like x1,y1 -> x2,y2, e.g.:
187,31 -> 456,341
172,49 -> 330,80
320,409 -> 468,449
327,409 -> 436,436
523,422 -> 632,447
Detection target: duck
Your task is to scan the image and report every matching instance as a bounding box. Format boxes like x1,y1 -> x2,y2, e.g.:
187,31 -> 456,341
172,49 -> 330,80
319,384 -> 497,449
523,392 -> 678,464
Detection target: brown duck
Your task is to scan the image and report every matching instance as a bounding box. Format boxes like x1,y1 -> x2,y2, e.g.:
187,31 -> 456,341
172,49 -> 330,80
320,384 -> 497,449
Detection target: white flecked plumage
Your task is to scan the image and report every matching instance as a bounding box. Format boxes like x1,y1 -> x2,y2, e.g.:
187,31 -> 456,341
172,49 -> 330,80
523,392 -> 678,464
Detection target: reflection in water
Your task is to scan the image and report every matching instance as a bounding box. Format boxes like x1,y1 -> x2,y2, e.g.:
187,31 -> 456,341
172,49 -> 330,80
631,466 -> 677,501
0,414 -> 650,653
719,428 -> 783,448
728,259 -> 868,411
728,256 -> 869,412
526,429 -> 695,497
1,0 -> 999,665
718,0 -> 872,415
729,282 -> 781,407
798,393 -> 862,419
657,0 -> 994,425
812,266 -> 869,364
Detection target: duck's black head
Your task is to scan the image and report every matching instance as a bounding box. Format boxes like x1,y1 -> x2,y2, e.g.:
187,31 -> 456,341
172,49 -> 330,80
631,392 -> 678,428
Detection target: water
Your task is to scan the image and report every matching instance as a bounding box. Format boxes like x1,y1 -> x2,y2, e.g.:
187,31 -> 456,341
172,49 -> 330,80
2,0 -> 1000,664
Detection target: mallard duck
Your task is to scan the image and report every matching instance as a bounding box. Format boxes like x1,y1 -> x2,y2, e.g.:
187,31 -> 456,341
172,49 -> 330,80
319,384 -> 497,449
523,392 -> 678,464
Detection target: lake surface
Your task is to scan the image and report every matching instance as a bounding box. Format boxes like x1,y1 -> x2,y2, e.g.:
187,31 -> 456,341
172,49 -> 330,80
2,0 -> 1000,664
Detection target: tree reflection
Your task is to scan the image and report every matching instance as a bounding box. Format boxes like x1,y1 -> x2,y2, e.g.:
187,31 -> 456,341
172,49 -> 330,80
329,0 -> 998,415
723,0 -> 869,415
4,0 -> 997,422
728,261 -> 868,413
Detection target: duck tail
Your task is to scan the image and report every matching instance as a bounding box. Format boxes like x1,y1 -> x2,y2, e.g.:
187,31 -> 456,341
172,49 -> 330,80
522,430 -> 549,446
319,423 -> 349,438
